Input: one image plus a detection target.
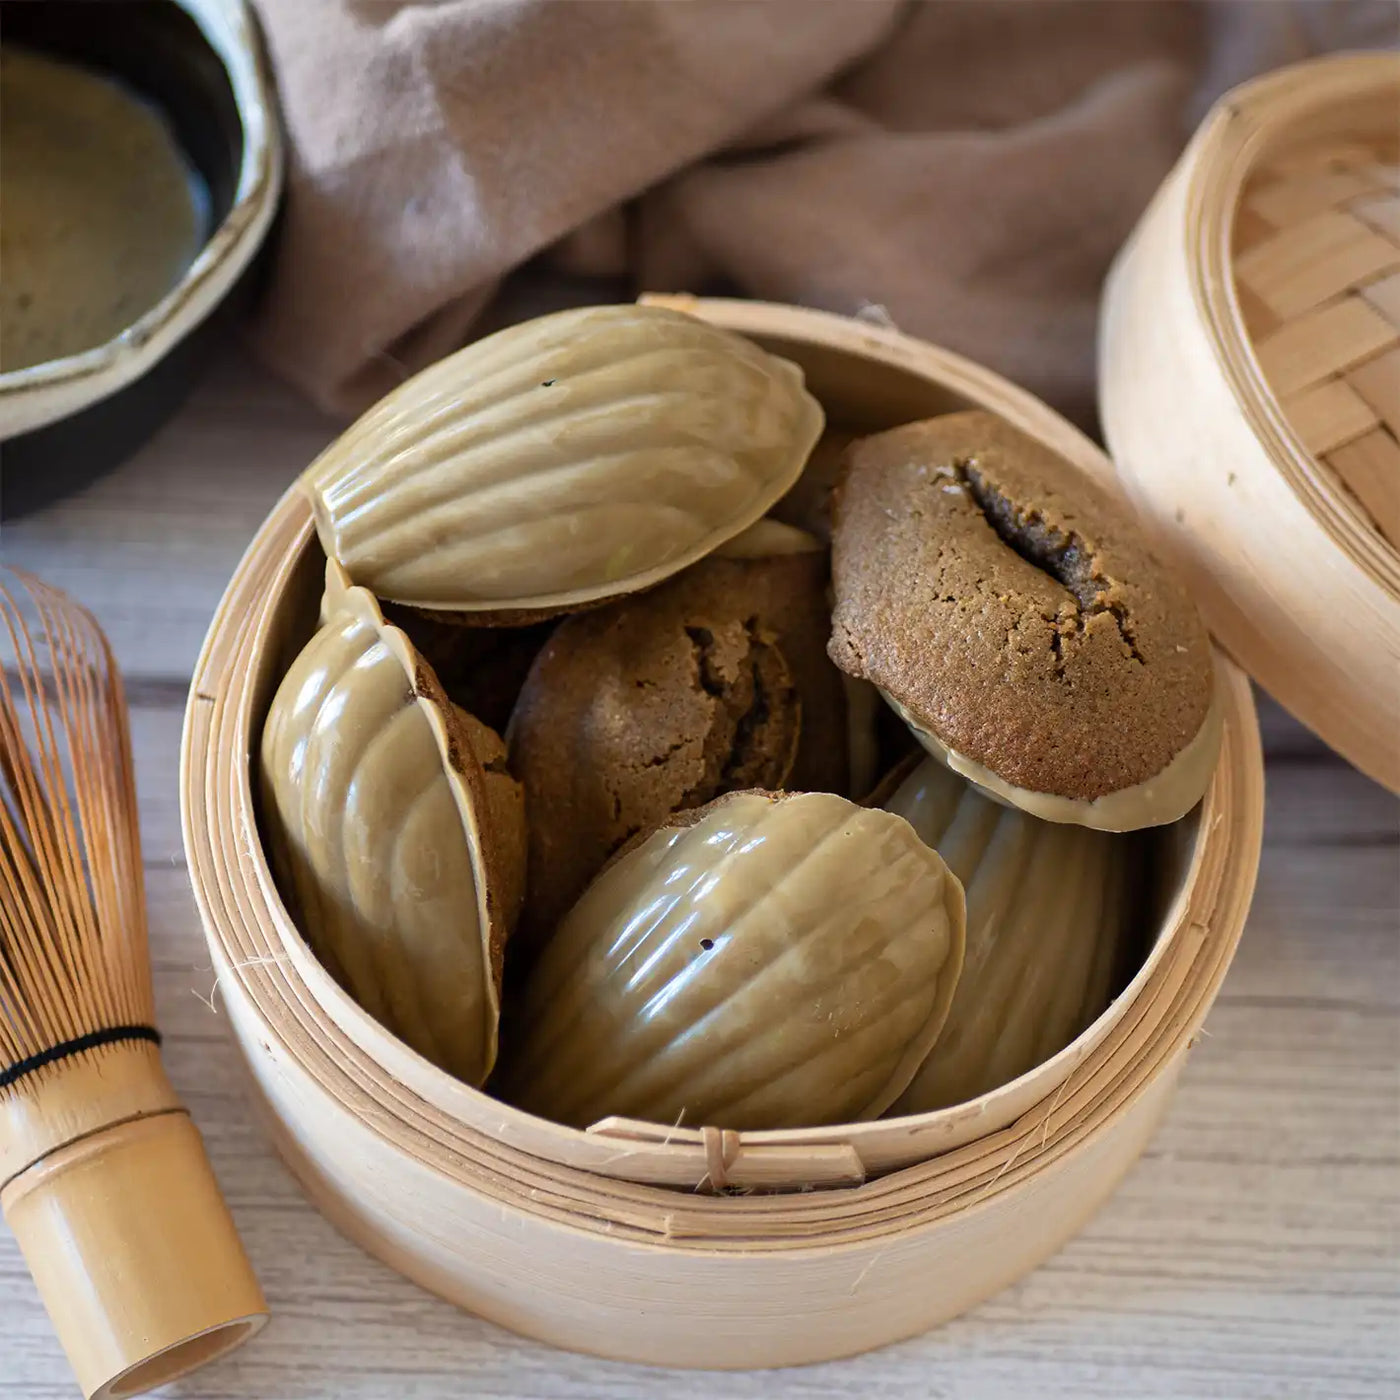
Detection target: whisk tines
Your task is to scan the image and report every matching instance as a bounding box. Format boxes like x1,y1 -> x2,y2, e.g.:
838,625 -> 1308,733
0,566 -> 152,1088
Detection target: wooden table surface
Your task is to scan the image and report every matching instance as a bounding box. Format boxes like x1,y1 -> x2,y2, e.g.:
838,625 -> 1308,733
1,348 -> 1396,1400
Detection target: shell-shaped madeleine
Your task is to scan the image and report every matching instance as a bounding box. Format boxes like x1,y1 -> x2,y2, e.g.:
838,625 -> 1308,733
504,791 -> 966,1131
260,562 -> 524,1085
878,756 -> 1135,1114
302,304 -> 825,614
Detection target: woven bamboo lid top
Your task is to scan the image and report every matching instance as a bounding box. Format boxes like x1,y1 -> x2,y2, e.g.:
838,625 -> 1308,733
1234,131 -> 1400,549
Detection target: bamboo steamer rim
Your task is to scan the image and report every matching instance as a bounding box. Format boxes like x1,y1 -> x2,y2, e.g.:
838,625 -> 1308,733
193,656 -> 1254,1248
182,298 -> 1265,1218
1186,51 -> 1400,596
1101,52 -> 1400,793
187,592 -> 1258,1245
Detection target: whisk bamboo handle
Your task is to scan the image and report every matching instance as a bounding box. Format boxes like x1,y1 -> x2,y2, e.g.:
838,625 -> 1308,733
0,1039 -> 267,1399
0,1038 -> 266,1400
3,1104 -> 267,1400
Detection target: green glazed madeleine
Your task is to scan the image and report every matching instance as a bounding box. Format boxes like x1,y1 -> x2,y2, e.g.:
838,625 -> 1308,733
260,563 -> 525,1085
301,304 -> 825,615
879,756 -> 1135,1114
504,790 -> 966,1132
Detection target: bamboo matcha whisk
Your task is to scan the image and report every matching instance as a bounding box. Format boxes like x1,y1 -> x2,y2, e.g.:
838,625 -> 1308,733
0,566 -> 266,1400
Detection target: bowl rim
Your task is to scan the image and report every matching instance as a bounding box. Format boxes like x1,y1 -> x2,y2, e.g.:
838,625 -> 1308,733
182,299 -> 1267,1195
0,0 -> 283,437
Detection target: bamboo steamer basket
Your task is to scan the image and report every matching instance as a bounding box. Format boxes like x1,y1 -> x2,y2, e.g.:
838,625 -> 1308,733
181,297 -> 1265,1367
1102,51 -> 1400,793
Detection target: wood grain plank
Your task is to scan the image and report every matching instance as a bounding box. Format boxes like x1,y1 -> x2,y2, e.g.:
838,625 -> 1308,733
1252,760 -> 1397,852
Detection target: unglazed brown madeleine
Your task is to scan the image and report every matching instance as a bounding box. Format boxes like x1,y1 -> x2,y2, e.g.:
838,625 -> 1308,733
509,530 -> 849,946
509,564 -> 800,948
302,303 -> 824,616
502,791 -> 967,1131
829,410 -> 1220,831
260,562 -> 524,1086
875,755 -> 1136,1114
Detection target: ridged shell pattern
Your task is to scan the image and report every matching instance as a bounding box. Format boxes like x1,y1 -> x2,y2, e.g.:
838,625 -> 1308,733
303,305 -> 825,612
881,757 -> 1132,1113
505,791 -> 966,1131
260,583 -> 502,1086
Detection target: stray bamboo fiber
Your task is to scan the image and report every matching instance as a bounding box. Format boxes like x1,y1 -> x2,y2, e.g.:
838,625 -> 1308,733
0,568 -> 266,1400
181,298 -> 1266,1366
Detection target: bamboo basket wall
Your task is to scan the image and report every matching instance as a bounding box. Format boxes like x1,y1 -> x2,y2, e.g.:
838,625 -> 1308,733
182,299 -> 1265,1366
1102,51 -> 1400,793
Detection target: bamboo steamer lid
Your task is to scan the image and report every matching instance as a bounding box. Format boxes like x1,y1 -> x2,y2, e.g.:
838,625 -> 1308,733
1101,51 -> 1400,793
182,296 -> 1266,1366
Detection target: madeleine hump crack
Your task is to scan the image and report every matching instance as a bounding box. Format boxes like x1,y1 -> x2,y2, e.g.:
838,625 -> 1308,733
829,410 -> 1219,830
684,618 -> 795,800
958,461 -> 1146,665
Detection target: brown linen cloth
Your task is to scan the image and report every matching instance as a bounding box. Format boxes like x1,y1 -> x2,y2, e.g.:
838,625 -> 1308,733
249,0 -> 1398,426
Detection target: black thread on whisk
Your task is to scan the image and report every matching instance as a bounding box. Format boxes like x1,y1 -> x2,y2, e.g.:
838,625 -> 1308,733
0,1025 -> 162,1090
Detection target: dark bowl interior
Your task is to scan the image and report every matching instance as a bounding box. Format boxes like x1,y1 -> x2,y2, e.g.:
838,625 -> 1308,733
0,0 -> 253,520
